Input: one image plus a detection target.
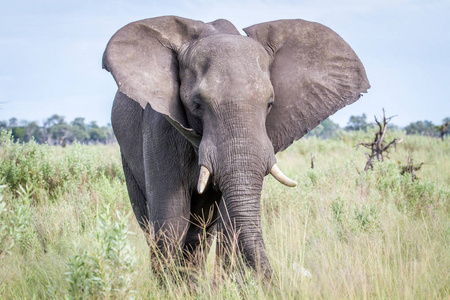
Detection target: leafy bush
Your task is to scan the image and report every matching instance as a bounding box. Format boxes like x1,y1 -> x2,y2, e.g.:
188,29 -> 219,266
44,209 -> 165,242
66,208 -> 137,299
366,161 -> 447,216
0,131 -> 124,202
0,185 -> 37,256
0,131 -> 55,195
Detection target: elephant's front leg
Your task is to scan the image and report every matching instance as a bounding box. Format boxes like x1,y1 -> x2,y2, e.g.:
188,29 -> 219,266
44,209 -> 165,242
147,185 -> 190,269
142,109 -> 196,270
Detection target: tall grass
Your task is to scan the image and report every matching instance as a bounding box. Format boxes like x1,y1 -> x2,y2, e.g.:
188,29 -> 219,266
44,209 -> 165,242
0,129 -> 448,298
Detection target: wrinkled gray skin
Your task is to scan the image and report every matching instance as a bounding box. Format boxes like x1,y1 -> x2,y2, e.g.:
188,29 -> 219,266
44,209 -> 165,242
103,16 -> 369,277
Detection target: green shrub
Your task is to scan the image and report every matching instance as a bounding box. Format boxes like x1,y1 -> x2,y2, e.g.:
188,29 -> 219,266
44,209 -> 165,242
0,185 -> 38,256
0,185 -> 10,254
353,203 -> 380,231
66,207 -> 137,299
0,130 -> 124,203
0,131 -> 56,196
365,161 -> 446,216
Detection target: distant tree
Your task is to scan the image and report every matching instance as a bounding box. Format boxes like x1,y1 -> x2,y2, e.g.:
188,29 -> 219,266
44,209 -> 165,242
43,115 -> 65,144
52,124 -> 70,144
1,115 -> 115,145
8,117 -> 18,128
88,121 -> 99,129
70,118 -> 89,143
25,121 -> 44,143
386,123 -> 402,132
307,118 -> 341,139
44,115 -> 69,145
11,126 -> 26,142
0,121 -> 7,131
104,123 -> 116,144
71,117 -> 87,130
89,127 -> 107,143
345,113 -> 368,131
86,121 -> 105,143
0,119 -> 42,142
438,117 -> 450,141
404,120 -> 438,136
44,114 -> 66,128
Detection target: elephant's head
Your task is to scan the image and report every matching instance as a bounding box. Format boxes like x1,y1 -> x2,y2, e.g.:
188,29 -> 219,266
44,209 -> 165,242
103,16 -> 369,275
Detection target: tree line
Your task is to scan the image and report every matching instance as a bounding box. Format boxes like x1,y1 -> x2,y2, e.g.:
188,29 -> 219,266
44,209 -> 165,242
307,114 -> 450,140
1,113 -> 449,144
0,115 -> 115,145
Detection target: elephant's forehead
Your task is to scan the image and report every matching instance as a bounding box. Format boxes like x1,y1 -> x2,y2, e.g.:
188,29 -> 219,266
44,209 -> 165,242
179,35 -> 273,104
183,35 -> 270,71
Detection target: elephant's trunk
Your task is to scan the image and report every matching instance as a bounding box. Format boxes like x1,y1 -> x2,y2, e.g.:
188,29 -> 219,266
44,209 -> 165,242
204,134 -> 273,276
216,165 -> 272,277
197,103 -> 276,277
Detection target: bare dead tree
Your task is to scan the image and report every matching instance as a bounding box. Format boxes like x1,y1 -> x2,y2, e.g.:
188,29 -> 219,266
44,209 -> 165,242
357,109 -> 403,171
400,155 -> 424,182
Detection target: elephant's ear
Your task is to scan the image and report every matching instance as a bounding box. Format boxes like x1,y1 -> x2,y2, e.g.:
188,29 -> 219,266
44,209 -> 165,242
244,19 -> 370,153
102,16 -> 206,146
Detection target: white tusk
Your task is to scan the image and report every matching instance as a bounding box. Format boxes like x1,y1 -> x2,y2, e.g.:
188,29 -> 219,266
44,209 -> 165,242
197,166 -> 211,194
270,164 -> 297,187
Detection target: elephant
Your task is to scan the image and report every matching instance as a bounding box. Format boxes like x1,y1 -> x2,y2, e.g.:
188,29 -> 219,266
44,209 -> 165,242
103,16 -> 369,278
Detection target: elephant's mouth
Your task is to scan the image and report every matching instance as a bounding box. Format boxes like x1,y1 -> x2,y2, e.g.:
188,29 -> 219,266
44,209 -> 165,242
197,163 -> 296,194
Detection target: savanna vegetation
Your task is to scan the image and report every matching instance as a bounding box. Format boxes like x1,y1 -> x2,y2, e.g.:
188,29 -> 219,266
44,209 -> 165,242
307,115 -> 449,140
3,114 -> 449,145
1,115 -> 114,145
0,126 -> 448,299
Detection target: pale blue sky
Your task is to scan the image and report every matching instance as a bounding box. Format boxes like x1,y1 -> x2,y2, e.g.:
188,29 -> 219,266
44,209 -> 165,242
1,0 -> 449,127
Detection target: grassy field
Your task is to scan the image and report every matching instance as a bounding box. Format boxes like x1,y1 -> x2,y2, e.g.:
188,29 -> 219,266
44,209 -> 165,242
0,129 -> 448,299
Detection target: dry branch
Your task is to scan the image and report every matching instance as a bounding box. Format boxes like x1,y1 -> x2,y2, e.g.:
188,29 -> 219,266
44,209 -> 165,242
357,109 -> 402,171
310,152 -> 315,169
400,156 -> 424,181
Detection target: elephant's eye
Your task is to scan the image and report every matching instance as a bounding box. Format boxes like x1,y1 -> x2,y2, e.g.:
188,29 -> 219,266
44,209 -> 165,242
192,99 -> 203,115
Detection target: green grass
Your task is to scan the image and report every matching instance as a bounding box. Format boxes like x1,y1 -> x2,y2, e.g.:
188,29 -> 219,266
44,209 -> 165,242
0,129 -> 449,299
